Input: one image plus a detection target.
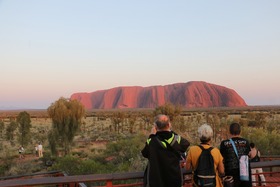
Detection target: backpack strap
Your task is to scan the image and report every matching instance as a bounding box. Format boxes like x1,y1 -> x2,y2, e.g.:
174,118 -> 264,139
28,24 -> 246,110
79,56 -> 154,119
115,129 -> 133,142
194,145 -> 215,179
198,144 -> 213,151
155,135 -> 182,159
198,145 -> 204,150
196,145 -> 214,170
170,134 -> 179,146
230,138 -> 239,158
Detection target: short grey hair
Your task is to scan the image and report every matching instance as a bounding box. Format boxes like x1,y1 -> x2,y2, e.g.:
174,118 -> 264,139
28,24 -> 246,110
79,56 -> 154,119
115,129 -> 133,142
198,124 -> 213,143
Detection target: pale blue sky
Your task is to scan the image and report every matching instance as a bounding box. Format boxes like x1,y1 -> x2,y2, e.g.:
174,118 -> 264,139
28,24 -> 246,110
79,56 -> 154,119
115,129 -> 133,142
0,0 -> 279,109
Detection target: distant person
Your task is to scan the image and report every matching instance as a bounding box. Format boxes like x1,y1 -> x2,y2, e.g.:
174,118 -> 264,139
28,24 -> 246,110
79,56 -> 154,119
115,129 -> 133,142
249,142 -> 266,186
141,114 -> 190,187
18,146 -> 25,159
38,143 -> 43,157
186,124 -> 224,187
35,144 -> 38,157
220,122 -> 252,187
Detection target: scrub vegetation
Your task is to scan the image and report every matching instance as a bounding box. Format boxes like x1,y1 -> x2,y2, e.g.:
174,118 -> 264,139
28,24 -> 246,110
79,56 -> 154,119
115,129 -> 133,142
0,101 -> 280,177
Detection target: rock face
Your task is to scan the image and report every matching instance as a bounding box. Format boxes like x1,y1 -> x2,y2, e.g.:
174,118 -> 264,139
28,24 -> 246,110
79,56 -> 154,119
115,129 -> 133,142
70,81 -> 247,109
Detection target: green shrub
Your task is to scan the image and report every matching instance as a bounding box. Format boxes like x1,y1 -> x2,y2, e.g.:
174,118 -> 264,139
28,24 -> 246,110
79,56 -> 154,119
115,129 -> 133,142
51,155 -> 105,175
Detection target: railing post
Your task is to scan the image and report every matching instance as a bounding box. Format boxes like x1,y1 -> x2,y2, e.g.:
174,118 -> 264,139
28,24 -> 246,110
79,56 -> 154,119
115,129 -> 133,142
68,183 -> 77,187
106,180 -> 113,187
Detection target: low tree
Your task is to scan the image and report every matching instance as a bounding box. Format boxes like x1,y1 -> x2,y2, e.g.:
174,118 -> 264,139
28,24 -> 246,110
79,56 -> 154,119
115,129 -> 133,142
140,112 -> 153,130
5,120 -> 18,144
0,120 -> 4,138
47,97 -> 85,156
127,112 -> 137,133
153,103 -> 182,122
110,111 -> 125,133
17,111 -> 32,147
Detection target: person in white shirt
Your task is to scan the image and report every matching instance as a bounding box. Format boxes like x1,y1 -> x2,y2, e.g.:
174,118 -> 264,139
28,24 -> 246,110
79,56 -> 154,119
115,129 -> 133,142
38,143 -> 43,157
18,146 -> 24,159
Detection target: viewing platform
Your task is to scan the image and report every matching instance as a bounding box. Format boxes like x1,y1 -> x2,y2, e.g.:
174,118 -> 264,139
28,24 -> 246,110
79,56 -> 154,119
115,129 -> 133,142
0,159 -> 279,187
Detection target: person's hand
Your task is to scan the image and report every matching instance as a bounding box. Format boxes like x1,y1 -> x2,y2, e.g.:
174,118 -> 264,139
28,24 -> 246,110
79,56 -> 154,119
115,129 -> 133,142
151,126 -> 157,134
180,160 -> 186,168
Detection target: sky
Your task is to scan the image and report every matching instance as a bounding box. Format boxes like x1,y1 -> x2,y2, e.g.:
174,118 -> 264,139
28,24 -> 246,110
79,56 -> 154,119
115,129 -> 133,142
0,0 -> 280,109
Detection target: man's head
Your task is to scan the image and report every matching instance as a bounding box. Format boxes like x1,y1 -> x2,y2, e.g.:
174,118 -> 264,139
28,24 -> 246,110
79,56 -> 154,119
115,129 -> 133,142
250,142 -> 255,148
198,124 -> 213,143
154,114 -> 171,131
229,122 -> 241,135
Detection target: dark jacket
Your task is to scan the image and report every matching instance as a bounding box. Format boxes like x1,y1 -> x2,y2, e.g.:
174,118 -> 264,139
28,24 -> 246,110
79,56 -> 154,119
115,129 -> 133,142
141,131 -> 190,187
220,137 -> 252,187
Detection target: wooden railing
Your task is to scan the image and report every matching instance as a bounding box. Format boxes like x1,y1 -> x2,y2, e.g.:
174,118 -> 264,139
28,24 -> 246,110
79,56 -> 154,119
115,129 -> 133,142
260,155 -> 280,161
0,160 -> 279,187
0,170 -> 64,181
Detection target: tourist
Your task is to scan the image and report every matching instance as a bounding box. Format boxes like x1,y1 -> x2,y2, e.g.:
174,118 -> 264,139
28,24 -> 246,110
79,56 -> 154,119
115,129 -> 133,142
220,122 -> 252,187
186,124 -> 224,187
141,114 -> 190,187
35,144 -> 38,157
249,142 -> 266,186
38,142 -> 43,157
18,146 -> 25,159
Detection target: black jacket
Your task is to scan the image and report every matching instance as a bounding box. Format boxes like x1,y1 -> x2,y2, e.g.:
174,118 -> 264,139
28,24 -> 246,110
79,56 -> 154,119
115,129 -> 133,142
220,137 -> 252,187
141,131 -> 190,187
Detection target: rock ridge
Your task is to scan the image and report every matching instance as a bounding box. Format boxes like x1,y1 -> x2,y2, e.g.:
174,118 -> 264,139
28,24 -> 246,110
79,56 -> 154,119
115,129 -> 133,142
70,81 -> 247,109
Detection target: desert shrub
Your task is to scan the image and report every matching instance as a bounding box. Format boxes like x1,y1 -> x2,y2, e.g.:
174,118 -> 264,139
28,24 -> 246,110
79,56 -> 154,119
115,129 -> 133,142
0,150 -> 15,176
153,103 -> 182,122
266,130 -> 280,155
78,159 -> 105,174
243,127 -> 280,155
0,120 -> 4,138
99,133 -> 147,173
41,151 -> 56,167
6,161 -> 41,176
172,116 -> 188,133
51,155 -> 80,175
51,155 -> 105,175
72,151 -> 88,158
0,161 -> 13,176
1,107 -> 280,178
5,120 -> 18,142
0,165 -> 6,176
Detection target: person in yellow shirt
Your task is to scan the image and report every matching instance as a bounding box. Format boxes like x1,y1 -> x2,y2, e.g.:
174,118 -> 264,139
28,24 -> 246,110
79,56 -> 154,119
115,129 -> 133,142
186,124 -> 224,187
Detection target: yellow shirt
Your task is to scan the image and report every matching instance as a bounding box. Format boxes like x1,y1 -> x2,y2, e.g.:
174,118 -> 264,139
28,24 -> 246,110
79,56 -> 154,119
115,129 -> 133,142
186,144 -> 223,187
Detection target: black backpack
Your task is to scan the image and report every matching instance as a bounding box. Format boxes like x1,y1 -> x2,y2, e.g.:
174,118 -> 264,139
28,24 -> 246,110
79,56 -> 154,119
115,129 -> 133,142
194,145 -> 216,187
